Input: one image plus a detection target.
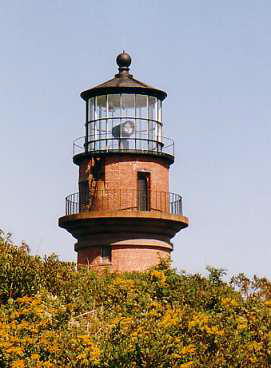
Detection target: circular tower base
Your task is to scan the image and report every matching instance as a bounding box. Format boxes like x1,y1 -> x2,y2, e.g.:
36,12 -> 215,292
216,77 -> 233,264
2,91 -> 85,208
59,210 -> 188,272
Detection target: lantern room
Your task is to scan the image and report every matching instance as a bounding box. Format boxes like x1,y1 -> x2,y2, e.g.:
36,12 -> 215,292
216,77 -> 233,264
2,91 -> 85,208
76,51 -> 173,159
85,93 -> 162,153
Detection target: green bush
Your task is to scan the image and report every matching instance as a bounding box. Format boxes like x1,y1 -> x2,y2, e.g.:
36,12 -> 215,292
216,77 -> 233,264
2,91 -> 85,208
0,238 -> 270,367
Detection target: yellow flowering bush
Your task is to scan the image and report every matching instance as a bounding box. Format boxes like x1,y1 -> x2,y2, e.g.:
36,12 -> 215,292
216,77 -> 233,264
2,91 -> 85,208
0,239 -> 270,367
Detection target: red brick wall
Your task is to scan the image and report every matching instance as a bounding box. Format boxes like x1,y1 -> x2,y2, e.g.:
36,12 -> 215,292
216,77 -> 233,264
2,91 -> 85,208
78,155 -> 169,190
77,246 -> 101,266
76,154 -> 172,271
77,245 -> 171,272
79,159 -> 91,182
112,245 -> 171,272
105,155 -> 169,193
104,155 -> 169,212
78,154 -> 170,212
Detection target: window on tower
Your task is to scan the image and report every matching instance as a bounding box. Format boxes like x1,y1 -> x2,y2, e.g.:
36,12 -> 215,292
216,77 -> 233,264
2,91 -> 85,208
101,245 -> 112,263
137,172 -> 150,211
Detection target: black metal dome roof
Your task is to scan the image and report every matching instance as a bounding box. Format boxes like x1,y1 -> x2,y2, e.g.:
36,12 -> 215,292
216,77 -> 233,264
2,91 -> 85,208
80,51 -> 167,101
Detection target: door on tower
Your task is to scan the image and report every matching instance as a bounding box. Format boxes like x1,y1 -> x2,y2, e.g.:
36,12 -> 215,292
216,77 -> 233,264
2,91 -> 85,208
137,172 -> 150,211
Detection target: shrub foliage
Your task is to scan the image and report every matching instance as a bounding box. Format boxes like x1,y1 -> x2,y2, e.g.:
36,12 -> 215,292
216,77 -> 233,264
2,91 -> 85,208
0,239 -> 270,367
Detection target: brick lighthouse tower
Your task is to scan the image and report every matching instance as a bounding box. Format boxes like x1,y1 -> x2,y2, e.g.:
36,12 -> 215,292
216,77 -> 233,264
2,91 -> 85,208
59,52 -> 188,271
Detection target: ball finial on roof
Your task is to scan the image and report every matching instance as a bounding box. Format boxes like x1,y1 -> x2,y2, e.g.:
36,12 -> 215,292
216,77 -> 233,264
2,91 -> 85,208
116,51 -> 131,76
116,51 -> 131,68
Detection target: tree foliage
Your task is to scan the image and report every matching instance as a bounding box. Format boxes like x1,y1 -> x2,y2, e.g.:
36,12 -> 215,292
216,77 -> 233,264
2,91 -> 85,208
0,239 -> 270,367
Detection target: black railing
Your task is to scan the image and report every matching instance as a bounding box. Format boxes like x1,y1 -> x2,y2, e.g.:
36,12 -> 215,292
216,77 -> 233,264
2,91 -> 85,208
65,190 -> 182,216
73,136 -> 174,157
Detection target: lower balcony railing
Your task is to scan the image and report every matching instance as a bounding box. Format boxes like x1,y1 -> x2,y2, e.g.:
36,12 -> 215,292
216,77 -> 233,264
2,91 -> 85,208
65,190 -> 183,216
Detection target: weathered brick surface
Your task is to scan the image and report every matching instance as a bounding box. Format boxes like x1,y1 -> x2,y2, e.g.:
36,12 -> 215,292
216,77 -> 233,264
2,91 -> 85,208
105,155 -> 169,193
79,160 -> 89,182
77,246 -> 101,266
79,155 -> 169,190
75,153 -> 174,271
78,154 -> 170,212
77,245 -> 171,272
111,245 -> 171,272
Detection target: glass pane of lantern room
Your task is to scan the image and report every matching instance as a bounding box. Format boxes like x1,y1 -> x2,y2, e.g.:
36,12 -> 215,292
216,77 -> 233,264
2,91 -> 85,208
88,97 -> 95,122
135,95 -> 148,149
148,96 -> 157,121
96,95 -> 107,118
87,98 -> 96,151
108,94 -> 121,119
156,123 -> 162,150
157,99 -> 162,122
148,96 -> 157,149
136,94 -> 148,119
121,94 -> 135,146
108,94 -> 121,149
96,95 -> 107,149
121,94 -> 135,119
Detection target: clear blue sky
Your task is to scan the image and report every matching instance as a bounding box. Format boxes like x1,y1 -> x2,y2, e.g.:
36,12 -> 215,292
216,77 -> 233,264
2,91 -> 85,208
0,1 -> 270,277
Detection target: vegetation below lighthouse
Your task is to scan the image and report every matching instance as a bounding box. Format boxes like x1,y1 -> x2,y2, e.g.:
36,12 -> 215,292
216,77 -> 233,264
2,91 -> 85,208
0,236 -> 270,367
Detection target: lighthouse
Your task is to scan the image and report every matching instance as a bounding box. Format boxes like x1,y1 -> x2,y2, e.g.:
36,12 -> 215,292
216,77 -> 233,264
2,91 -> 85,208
59,52 -> 188,271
